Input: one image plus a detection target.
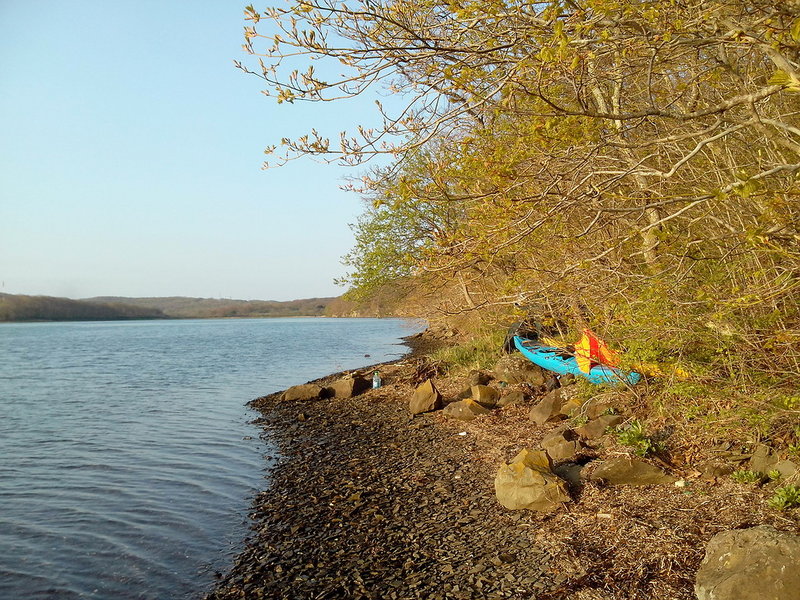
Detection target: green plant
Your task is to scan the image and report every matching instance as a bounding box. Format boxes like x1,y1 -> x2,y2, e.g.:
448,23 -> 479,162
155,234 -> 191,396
731,469 -> 765,485
775,395 -> 800,410
429,330 -> 505,374
614,420 -> 665,457
767,485 -> 800,510
767,470 -> 782,481
572,415 -> 589,427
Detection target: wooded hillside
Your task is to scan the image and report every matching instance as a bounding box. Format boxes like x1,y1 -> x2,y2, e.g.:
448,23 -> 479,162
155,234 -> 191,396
0,294 -> 167,322
88,296 -> 338,319
244,0 -> 800,396
0,294 -> 348,322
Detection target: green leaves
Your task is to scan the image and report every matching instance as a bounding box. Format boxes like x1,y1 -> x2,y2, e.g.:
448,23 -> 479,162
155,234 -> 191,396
768,69 -> 800,92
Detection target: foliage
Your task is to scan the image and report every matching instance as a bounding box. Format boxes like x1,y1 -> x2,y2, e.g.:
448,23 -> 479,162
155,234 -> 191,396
731,470 -> 766,485
429,330 -> 505,374
0,293 -> 167,322
243,1 -> 800,398
614,420 -> 664,457
767,485 -> 800,510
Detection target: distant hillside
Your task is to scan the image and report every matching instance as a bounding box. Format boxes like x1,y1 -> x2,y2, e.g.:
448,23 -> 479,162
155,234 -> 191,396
0,293 -> 167,322
86,296 -> 337,319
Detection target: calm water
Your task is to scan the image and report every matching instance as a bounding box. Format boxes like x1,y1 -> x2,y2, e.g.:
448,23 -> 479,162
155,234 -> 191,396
0,318 -> 421,599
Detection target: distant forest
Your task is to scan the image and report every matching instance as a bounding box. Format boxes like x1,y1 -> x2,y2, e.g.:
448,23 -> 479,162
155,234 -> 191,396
0,293 -> 352,322
88,296 -> 339,319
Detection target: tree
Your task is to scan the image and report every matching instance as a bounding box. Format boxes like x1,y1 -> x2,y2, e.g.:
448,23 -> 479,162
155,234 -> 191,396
243,0 -> 800,382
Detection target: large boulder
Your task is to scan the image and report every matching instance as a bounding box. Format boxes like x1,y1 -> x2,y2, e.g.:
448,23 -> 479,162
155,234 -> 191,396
327,376 -> 371,399
493,354 -> 546,386
498,390 -> 526,407
541,428 -> 584,462
529,388 -> 568,426
494,449 -> 570,512
695,526 -> 800,600
282,383 -> 324,402
442,398 -> 492,421
468,370 -> 493,386
409,379 -> 443,415
575,414 -> 623,439
471,385 -> 500,408
589,457 -> 675,486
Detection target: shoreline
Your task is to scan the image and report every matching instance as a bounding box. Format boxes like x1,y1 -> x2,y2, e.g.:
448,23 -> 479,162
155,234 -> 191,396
207,333 -> 799,600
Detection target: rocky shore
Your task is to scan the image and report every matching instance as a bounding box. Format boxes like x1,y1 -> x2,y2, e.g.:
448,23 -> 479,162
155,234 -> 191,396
207,334 -> 800,600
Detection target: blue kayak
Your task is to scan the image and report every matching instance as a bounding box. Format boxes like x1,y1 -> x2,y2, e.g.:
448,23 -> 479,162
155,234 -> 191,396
513,336 -> 641,386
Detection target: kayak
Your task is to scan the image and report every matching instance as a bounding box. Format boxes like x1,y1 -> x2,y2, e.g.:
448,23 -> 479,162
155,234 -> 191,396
513,336 -> 641,386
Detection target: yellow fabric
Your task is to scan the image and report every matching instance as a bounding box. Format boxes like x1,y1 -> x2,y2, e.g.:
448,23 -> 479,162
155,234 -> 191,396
574,330 -> 621,374
574,335 -> 593,374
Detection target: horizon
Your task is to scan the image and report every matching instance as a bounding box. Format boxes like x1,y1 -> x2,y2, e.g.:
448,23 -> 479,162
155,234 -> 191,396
0,1 -> 380,302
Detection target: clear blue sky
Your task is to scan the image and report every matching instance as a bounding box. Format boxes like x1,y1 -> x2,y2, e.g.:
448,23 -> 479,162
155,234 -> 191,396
0,1 -> 378,301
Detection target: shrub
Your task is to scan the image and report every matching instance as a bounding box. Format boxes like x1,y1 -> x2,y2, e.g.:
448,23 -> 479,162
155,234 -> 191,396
614,420 -> 665,457
767,485 -> 800,510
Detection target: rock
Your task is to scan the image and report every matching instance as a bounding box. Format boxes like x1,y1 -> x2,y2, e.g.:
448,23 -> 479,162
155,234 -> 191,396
748,443 -> 780,474
456,387 -> 473,400
327,376 -> 371,399
468,370 -> 493,386
584,398 -> 616,419
589,457 -> 676,486
695,526 -> 800,600
699,461 -> 735,481
574,414 -> 623,439
282,383 -> 324,402
494,449 -> 570,512
409,379 -> 443,415
471,385 -> 500,408
493,354 -> 546,386
557,398 -> 582,418
443,399 -> 492,421
773,459 -> 799,480
498,390 -> 526,407
541,428 -> 584,462
529,388 -> 568,426
552,462 -> 586,486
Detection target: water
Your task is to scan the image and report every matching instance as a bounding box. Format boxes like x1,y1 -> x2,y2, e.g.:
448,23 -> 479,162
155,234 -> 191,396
0,317 -> 422,599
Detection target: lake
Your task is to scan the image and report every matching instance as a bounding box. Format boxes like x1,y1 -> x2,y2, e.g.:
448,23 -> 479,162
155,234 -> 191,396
0,317 -> 422,599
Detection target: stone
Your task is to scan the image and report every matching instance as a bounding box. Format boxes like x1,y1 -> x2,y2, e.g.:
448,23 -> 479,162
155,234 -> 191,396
699,461 -> 735,481
494,449 -> 570,512
471,385 -> 500,408
409,379 -> 443,415
327,376 -> 371,399
747,444 -> 798,480
493,354 -> 546,386
695,526 -> 800,600
529,388 -> 568,426
282,383 -> 324,402
456,387 -> 473,400
541,429 -> 584,462
468,370 -> 493,386
589,457 -> 676,486
748,443 -> 780,474
552,462 -> 586,486
498,390 -> 526,407
584,398 -> 616,419
442,399 -> 492,421
557,398 -> 582,418
773,459 -> 799,480
574,414 -> 623,439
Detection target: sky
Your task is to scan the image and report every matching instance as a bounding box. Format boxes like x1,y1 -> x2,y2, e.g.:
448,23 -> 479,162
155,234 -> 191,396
0,1 -> 382,301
